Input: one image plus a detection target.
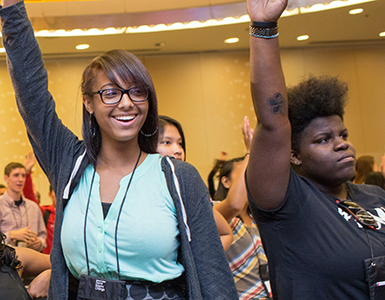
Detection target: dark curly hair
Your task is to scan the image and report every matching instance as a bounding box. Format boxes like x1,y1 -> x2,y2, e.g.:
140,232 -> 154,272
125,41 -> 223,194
0,231 -> 21,270
288,75 -> 348,152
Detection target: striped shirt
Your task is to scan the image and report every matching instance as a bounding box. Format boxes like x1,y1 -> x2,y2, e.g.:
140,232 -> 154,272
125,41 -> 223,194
226,217 -> 270,300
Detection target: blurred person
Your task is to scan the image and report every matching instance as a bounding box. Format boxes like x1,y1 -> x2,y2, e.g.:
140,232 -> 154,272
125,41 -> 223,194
364,172 -> 385,190
0,162 -> 46,251
353,155 -> 377,184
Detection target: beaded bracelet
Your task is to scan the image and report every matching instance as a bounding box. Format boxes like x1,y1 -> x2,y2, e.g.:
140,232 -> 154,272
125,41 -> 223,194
249,21 -> 279,39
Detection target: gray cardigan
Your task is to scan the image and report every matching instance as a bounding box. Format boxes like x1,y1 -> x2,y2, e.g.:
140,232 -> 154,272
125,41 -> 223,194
0,2 -> 238,299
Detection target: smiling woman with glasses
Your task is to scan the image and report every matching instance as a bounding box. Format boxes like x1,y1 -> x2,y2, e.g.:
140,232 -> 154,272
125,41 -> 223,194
0,1 -> 239,300
245,0 -> 385,299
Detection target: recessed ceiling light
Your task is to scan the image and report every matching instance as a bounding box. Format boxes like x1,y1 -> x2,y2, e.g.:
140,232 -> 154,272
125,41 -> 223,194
76,44 -> 90,50
297,35 -> 309,41
0,48 -> 5,53
349,8 -> 363,14
380,32 -> 385,37
224,37 -> 239,44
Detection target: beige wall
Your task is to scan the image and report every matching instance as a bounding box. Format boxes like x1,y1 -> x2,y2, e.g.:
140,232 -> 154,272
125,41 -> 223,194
1,44 -> 385,204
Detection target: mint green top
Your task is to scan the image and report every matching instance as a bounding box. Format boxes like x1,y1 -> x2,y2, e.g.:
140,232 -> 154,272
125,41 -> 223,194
61,154 -> 184,282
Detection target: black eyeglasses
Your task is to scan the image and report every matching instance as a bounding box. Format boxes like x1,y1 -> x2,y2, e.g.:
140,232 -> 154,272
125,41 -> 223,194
92,87 -> 149,105
336,200 -> 378,230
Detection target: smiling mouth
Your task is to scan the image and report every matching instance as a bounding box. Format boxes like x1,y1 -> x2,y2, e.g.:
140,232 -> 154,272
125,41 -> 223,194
114,115 -> 135,122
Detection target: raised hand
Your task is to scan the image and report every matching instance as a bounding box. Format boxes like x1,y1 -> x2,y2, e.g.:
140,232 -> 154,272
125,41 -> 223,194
242,116 -> 254,152
247,0 -> 288,22
24,151 -> 36,173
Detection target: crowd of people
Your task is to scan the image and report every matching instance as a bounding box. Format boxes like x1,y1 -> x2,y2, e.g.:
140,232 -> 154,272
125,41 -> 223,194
0,0 -> 385,299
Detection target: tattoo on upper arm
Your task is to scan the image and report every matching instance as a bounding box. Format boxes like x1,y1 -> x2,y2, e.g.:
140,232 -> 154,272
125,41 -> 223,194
267,92 -> 286,116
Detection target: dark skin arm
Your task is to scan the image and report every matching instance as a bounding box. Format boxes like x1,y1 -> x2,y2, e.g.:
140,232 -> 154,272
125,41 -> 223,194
246,0 -> 291,210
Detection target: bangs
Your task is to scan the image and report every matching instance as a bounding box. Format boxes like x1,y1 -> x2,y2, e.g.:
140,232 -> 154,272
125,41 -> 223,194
97,51 -> 149,90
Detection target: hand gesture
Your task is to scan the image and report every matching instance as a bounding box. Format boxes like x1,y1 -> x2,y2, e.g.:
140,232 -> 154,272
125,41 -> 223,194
28,269 -> 51,299
242,116 -> 254,152
24,151 -> 36,173
247,0 -> 288,22
27,238 -> 42,251
9,226 -> 37,243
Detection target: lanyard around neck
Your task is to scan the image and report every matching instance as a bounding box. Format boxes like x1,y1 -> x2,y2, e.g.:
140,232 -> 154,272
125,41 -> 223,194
83,151 -> 142,279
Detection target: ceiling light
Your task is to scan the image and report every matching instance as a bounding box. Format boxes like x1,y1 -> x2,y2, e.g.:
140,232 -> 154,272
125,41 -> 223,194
349,8 -> 364,14
76,44 -> 90,50
380,32 -> 385,37
299,0 -> 374,13
225,37 -> 239,44
297,35 -> 309,41
35,27 -> 126,38
5,0 -> 374,38
126,15 -> 251,34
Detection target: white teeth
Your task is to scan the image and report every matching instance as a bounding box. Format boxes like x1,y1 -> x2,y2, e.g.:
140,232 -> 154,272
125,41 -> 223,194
115,116 -> 134,121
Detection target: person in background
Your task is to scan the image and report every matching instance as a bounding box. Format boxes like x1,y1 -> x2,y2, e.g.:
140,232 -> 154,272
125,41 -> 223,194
0,1 -> 238,299
157,115 -> 234,251
213,117 -> 271,299
0,162 -> 46,251
364,155 -> 385,190
364,172 -> 385,190
353,155 -> 377,184
207,151 -> 228,199
23,152 -> 56,254
157,115 -> 186,161
245,0 -> 385,298
0,184 -> 6,196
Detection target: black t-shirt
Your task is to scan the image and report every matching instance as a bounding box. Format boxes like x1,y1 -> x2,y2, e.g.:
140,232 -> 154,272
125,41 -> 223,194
249,168 -> 385,299
0,265 -> 32,300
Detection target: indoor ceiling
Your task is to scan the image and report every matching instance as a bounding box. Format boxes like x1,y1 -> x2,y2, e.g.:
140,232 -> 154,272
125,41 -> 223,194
1,0 -> 385,57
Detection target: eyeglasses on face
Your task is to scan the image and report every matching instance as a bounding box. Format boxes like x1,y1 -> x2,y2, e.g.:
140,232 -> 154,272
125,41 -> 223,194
337,200 -> 379,230
92,87 -> 149,105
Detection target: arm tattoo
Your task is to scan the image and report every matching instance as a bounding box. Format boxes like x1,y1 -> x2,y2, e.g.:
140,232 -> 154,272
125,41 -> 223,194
267,92 -> 286,116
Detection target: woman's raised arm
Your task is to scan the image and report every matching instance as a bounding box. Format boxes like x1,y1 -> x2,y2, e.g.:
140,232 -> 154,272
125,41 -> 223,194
1,0 -> 82,184
246,0 -> 291,210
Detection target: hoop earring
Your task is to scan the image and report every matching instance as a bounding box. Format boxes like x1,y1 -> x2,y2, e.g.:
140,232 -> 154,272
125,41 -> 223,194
89,114 -> 96,137
140,126 -> 158,137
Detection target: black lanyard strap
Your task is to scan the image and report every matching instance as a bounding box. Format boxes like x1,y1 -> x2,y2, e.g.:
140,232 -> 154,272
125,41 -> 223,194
83,151 -> 142,279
